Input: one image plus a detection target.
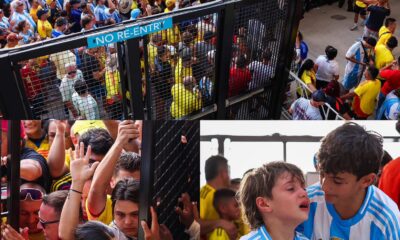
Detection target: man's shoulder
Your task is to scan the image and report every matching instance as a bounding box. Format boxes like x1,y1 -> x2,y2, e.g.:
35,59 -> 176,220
22,147 -> 46,161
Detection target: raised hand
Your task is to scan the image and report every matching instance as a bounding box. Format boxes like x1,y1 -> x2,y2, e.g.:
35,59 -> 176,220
175,193 -> 195,229
69,142 -> 99,185
0,224 -> 28,240
141,207 -> 161,240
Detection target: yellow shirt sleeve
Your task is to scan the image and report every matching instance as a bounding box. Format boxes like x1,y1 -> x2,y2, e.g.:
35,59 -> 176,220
209,228 -> 230,240
86,195 -> 114,225
200,184 -> 219,220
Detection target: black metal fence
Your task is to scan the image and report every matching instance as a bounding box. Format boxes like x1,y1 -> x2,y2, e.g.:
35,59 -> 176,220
140,120 -> 200,239
1,120 -> 199,239
0,0 -> 303,120
0,121 -> 21,232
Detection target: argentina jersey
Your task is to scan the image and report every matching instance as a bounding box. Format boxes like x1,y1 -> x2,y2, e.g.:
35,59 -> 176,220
297,183 -> 400,240
240,225 -> 309,240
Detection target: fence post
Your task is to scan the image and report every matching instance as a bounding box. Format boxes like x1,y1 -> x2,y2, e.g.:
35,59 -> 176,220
7,120 -> 21,231
142,36 -> 154,120
125,39 -> 145,119
138,120 -> 155,239
116,42 -> 130,119
0,57 -> 32,119
268,0 -> 304,119
214,4 -> 235,119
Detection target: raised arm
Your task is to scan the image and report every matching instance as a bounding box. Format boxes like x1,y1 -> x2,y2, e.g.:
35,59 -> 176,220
47,120 -> 68,178
87,120 -> 139,216
59,143 -> 99,240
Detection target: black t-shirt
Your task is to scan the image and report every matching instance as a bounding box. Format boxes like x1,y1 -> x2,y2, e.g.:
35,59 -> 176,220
325,96 -> 351,120
20,147 -> 52,193
81,52 -> 102,91
366,6 -> 390,32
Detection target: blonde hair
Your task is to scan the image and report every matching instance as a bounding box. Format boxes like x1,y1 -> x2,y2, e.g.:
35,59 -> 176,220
237,161 -> 305,230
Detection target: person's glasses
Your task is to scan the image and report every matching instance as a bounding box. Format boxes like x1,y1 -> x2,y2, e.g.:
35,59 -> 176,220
68,70 -> 77,75
20,188 -> 43,201
39,218 -> 59,228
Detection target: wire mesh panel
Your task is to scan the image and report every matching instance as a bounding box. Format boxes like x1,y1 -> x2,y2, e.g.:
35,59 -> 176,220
226,89 -> 273,119
226,0 -> 288,119
144,13 -> 218,120
0,0 -> 302,120
152,121 -> 199,239
16,46 -> 123,120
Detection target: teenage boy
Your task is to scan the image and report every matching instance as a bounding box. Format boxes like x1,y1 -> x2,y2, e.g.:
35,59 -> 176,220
209,189 -> 242,240
239,162 -> 310,240
298,122 -> 400,240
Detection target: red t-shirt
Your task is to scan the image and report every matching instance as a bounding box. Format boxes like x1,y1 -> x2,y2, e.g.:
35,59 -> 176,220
228,67 -> 251,97
380,69 -> 400,95
378,157 -> 400,209
20,65 -> 42,100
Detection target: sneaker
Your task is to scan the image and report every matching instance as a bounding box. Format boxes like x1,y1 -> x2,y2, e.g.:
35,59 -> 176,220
360,20 -> 366,27
350,24 -> 358,31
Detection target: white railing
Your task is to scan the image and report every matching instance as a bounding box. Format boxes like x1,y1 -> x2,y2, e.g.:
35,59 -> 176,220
283,71 -> 344,120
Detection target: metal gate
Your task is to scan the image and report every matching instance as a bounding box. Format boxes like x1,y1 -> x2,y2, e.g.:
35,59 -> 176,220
0,0 -> 303,120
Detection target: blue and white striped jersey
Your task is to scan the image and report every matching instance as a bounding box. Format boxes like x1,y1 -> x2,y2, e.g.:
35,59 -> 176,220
297,183 -> 400,240
240,225 -> 309,240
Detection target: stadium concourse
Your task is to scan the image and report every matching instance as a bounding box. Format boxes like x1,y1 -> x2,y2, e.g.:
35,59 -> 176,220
285,0 -> 400,120
300,1 -> 400,77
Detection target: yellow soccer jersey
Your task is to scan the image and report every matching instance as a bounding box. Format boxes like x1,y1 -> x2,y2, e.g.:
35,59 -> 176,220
25,137 -> 50,159
209,227 -> 230,240
86,194 -> 113,225
200,184 -> 219,220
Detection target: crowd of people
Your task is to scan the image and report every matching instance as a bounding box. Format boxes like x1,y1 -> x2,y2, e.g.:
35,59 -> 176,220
290,0 -> 399,120
0,0 -> 221,119
200,122 -> 400,239
1,120 -> 200,240
0,0 -> 285,120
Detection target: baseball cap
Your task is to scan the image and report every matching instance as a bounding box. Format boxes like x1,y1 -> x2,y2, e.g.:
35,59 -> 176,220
166,0 -> 175,8
119,0 -> 133,14
36,8 -> 49,18
311,89 -> 328,103
130,8 -> 141,20
71,120 -> 106,136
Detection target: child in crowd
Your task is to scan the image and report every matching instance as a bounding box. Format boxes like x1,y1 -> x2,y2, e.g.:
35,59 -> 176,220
72,79 -> 100,119
238,162 -> 310,240
209,188 -> 242,240
297,122 -> 400,239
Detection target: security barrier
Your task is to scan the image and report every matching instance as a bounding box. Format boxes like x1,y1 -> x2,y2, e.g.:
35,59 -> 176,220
0,0 -> 303,120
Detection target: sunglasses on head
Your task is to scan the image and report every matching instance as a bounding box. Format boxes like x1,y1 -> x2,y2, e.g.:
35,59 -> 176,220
20,188 -> 43,201
68,70 -> 77,75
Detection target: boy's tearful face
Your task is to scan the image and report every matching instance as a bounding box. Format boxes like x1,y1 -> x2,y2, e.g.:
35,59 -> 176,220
269,172 -> 310,223
225,198 -> 242,221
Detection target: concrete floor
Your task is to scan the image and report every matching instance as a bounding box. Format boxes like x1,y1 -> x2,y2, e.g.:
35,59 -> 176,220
300,1 -> 400,78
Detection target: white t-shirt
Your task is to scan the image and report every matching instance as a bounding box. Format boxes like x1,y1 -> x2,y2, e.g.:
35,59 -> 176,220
290,98 -> 322,120
248,61 -> 274,90
315,55 -> 339,82
59,70 -> 83,102
72,92 -> 100,120
298,183 -> 400,240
